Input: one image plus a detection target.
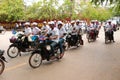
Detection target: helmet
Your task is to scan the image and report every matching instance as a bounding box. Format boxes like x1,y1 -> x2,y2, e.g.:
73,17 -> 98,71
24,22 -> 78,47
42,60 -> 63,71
43,21 -> 47,24
57,21 -> 63,25
71,20 -> 75,23
32,22 -> 38,25
24,22 -> 30,26
49,21 -> 55,24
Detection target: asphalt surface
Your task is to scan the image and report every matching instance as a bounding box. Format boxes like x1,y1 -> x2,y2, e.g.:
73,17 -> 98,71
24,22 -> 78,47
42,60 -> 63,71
0,27 -> 120,80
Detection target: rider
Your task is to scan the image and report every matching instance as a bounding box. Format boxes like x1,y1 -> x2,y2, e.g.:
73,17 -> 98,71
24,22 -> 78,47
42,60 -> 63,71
105,21 -> 115,42
41,21 -> 50,36
88,21 -> 96,35
95,21 -> 100,37
70,20 -> 78,45
24,22 -> 32,48
48,21 -> 60,57
31,22 -> 41,35
31,22 -> 41,41
57,21 -> 67,54
75,20 -> 83,45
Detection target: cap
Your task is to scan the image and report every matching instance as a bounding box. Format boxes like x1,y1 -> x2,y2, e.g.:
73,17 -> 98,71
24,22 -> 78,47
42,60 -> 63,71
71,20 -> 75,23
24,22 -> 30,26
57,21 -> 63,25
32,22 -> 38,25
43,21 -> 47,24
49,21 -> 55,24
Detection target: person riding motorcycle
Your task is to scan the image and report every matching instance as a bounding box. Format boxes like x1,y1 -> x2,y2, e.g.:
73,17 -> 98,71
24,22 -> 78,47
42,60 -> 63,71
68,20 -> 78,46
57,21 -> 67,54
88,21 -> 96,36
31,22 -> 41,43
31,22 -> 41,35
47,21 -> 60,58
41,21 -> 50,36
24,22 -> 32,48
94,21 -> 100,38
104,21 -> 115,42
75,20 -> 84,45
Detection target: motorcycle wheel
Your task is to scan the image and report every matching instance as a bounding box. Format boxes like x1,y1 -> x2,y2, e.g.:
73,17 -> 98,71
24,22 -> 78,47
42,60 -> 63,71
7,46 -> 19,58
29,53 -> 42,68
0,59 -> 5,75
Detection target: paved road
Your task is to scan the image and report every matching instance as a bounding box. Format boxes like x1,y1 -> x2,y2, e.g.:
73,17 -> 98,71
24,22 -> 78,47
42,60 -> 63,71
0,27 -> 120,80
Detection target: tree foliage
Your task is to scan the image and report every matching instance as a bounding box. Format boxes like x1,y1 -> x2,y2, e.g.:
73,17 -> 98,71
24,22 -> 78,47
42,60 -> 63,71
92,0 -> 120,16
80,2 -> 112,21
0,0 -> 114,22
0,0 -> 24,22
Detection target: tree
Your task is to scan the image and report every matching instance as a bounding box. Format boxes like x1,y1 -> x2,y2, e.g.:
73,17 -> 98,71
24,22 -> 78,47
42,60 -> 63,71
80,2 -> 112,21
25,0 -> 59,21
92,0 -> 120,16
0,0 -> 24,22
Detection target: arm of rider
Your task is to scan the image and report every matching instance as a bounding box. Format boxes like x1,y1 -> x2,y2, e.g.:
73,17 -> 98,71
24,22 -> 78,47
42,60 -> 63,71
25,33 -> 32,37
72,29 -> 77,33
49,35 -> 58,40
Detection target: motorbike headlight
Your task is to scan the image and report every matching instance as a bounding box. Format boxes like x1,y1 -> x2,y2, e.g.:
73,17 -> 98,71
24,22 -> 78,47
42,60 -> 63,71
46,45 -> 51,50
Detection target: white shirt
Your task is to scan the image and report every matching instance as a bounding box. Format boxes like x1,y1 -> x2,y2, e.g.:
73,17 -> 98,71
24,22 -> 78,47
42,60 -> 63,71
69,25 -> 77,35
58,27 -> 67,39
49,27 -> 59,43
25,27 -> 32,35
87,24 -> 95,31
32,27 -> 41,35
105,24 -> 113,31
64,23 -> 70,31
41,25 -> 50,31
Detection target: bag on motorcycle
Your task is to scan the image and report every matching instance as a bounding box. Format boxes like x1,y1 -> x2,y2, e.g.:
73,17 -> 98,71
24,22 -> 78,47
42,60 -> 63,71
28,35 -> 33,42
10,37 -> 17,43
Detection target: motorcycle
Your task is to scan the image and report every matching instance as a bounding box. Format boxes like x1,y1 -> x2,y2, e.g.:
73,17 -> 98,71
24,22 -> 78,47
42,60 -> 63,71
0,29 -> 7,75
105,30 -> 114,44
87,30 -> 97,43
7,32 -> 39,58
0,50 -> 7,75
66,33 -> 83,49
29,34 -> 65,68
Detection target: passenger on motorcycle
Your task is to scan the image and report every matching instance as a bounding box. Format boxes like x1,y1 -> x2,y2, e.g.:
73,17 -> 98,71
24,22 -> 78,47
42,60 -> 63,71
105,21 -> 115,42
31,22 -> 41,35
63,20 -> 70,32
31,22 -> 41,42
41,21 -> 50,36
75,20 -> 83,45
95,21 -> 100,38
70,20 -> 78,45
24,22 -> 32,48
47,21 -> 60,57
87,21 -> 96,35
57,21 -> 67,54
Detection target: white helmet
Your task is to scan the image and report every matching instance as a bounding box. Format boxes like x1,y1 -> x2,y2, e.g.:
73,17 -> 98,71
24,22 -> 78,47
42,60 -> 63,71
57,21 -> 63,25
24,22 -> 30,26
71,20 -> 75,23
32,22 -> 38,25
43,21 -> 47,24
49,21 -> 55,24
